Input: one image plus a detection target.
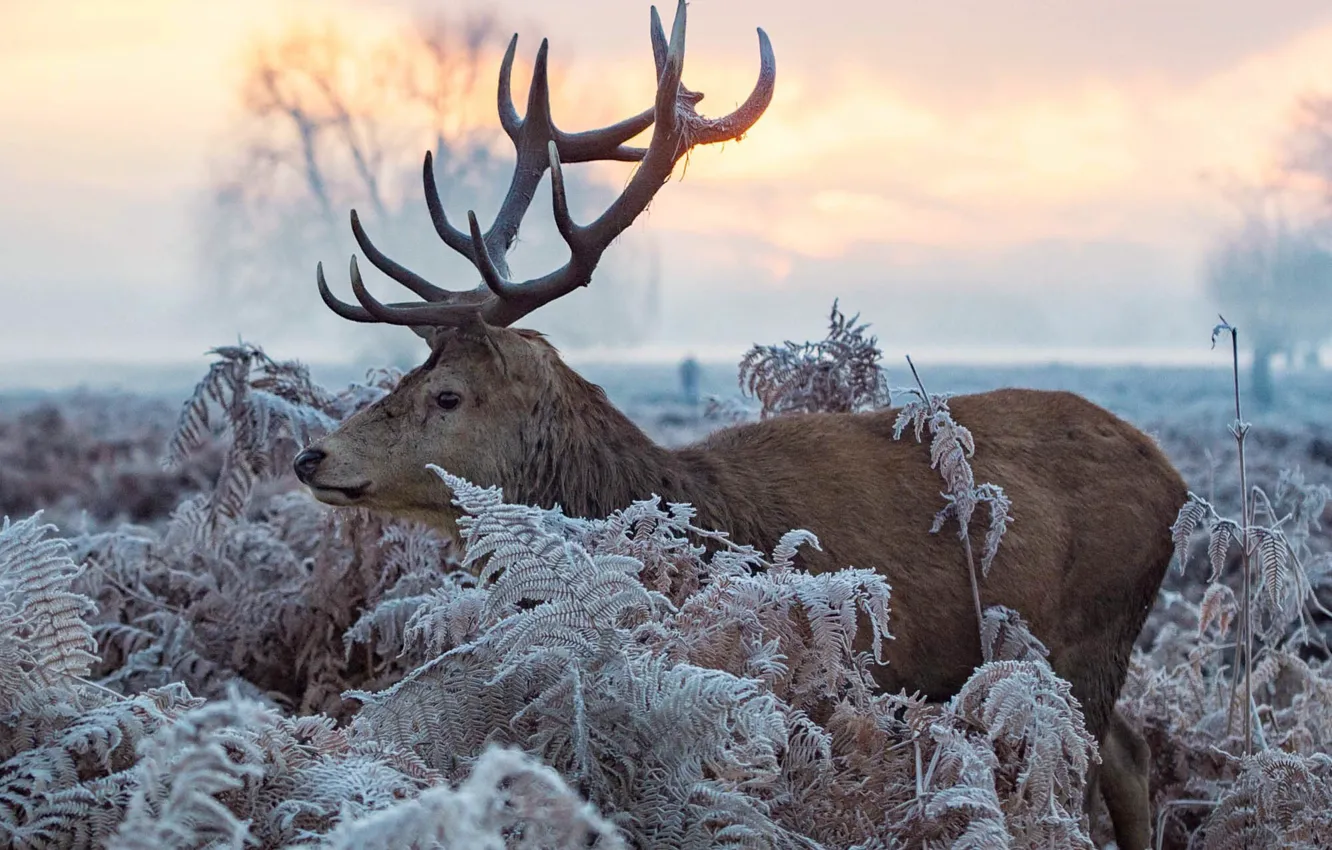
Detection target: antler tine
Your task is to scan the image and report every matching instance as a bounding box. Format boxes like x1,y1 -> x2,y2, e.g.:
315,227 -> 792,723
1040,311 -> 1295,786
480,36 -> 555,265
349,210 -> 452,301
547,141 -> 578,246
463,0 -> 776,327
317,258 -> 485,329
496,34 -> 522,138
650,5 -> 668,78
557,110 -> 655,164
498,31 -> 653,165
348,255 -> 429,325
422,152 -> 475,260
409,30 -> 656,317
687,27 -> 776,145
451,145 -> 584,326
480,27 -> 662,259
347,256 -> 490,327
583,0 -> 775,250
315,1 -> 775,333
654,0 -> 689,137
541,1 -> 775,264
317,261 -> 376,323
466,210 -> 514,301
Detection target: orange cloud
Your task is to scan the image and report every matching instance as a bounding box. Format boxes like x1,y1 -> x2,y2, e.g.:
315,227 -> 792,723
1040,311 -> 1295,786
5,0 -> 1332,300
520,14 -> 1332,265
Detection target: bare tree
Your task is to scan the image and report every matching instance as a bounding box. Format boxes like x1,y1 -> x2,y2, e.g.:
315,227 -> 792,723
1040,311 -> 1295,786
1204,182 -> 1332,408
1286,95 -> 1332,215
199,12 -> 659,366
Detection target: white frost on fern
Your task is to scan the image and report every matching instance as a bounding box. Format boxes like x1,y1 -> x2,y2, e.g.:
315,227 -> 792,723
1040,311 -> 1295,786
0,512 -> 98,710
1,460 -> 1100,849
892,393 -> 1014,577
313,746 -> 624,850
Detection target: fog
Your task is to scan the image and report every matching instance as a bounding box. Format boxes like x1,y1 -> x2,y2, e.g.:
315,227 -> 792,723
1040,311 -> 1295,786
4,0 -> 1332,390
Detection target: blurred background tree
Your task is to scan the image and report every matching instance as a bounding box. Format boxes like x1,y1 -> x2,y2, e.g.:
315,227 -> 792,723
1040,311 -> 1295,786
1203,99 -> 1332,409
198,11 -> 659,368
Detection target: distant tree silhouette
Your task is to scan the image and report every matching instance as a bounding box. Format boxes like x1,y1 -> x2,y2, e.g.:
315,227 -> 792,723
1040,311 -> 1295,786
199,11 -> 658,365
1205,199 -> 1332,407
1203,105 -> 1332,412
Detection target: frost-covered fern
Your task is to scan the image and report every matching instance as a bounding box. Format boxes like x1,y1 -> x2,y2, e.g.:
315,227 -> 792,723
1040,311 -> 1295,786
1117,318 -> 1332,850
348,469 -> 836,848
1,453 -> 1109,848
739,300 -> 891,418
891,379 -> 1013,582
311,746 -> 625,850
1197,750 -> 1332,849
162,343 -> 392,545
0,513 -> 97,710
11,307 -> 1326,849
891,366 -> 1015,658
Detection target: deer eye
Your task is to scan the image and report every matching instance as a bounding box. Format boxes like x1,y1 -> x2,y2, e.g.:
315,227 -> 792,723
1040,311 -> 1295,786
435,391 -> 462,411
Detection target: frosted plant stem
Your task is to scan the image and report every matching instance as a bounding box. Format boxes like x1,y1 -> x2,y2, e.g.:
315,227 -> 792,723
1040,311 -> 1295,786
907,355 -> 986,656
1216,317 -> 1255,757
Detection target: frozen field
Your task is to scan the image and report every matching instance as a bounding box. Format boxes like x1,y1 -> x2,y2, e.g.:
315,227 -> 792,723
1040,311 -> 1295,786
3,358 -> 1330,527
1,353 -> 1329,849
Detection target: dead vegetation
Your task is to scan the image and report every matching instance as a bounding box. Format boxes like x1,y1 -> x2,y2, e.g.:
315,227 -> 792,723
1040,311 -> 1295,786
1,303 -> 1328,848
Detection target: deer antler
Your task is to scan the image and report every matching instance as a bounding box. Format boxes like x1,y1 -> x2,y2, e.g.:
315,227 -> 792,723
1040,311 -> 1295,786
317,0 -> 776,330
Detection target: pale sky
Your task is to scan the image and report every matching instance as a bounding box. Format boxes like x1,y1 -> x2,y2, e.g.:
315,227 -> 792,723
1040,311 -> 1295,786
5,0 -> 1332,375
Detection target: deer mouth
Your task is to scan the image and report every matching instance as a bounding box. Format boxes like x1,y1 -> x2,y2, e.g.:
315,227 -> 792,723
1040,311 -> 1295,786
309,482 -> 371,505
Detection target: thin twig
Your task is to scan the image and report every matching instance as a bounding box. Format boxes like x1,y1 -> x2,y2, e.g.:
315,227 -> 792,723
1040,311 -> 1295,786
59,670 -> 127,701
913,740 -> 923,799
1215,316 -> 1255,756
87,560 -> 188,616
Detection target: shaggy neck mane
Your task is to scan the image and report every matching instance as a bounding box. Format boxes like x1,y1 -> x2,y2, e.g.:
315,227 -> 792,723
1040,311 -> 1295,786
506,358 -> 733,529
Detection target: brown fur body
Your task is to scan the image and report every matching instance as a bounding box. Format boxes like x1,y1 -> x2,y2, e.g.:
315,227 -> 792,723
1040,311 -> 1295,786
300,330 -> 1185,849
518,362 -> 1183,733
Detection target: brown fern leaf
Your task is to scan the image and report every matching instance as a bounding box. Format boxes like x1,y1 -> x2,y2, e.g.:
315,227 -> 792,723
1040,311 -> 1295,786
1198,583 -> 1239,639
206,452 -> 258,541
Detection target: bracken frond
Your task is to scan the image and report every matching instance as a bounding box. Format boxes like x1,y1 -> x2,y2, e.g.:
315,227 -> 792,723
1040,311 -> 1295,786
1172,492 -> 1213,574
1248,526 -> 1291,612
1198,583 -> 1239,639
0,513 -> 97,705
1208,518 -> 1240,582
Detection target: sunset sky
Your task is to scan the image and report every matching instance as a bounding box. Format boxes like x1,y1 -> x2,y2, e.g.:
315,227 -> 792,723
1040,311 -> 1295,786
5,0 -> 1332,375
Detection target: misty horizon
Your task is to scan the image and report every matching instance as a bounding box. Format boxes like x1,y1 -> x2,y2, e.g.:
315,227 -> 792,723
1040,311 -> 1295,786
5,0 -> 1332,381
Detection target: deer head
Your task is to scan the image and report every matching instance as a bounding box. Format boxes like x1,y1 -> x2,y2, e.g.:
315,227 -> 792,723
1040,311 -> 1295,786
293,1 -> 775,528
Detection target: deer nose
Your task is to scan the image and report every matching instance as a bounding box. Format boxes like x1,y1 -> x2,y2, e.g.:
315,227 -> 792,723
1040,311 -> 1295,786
292,448 -> 326,483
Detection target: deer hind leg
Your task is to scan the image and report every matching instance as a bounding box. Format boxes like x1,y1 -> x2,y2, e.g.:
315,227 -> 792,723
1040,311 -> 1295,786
1095,709 -> 1152,850
1053,641 -> 1152,850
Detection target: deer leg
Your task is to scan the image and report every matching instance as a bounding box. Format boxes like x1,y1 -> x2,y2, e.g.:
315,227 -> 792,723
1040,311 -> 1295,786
1096,709 -> 1153,850
1052,638 -> 1152,850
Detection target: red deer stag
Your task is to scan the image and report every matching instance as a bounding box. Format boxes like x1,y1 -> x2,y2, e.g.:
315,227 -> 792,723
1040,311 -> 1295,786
293,4 -> 1185,847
